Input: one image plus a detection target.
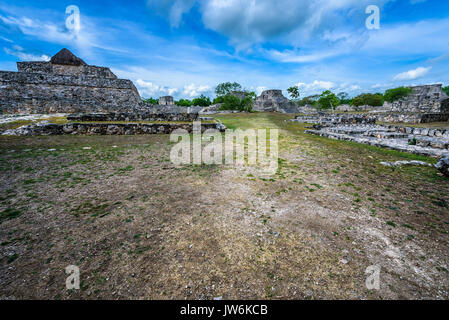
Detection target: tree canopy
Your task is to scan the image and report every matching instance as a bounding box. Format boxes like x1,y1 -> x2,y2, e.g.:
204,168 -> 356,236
318,90 -> 339,110
215,82 -> 243,96
383,87 -> 412,103
287,86 -> 300,99
192,95 -> 212,107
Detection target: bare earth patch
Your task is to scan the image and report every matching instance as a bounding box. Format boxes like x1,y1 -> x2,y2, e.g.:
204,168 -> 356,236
0,113 -> 448,299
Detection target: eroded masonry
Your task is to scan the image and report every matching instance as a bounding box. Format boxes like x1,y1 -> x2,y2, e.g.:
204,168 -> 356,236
0,48 -> 142,114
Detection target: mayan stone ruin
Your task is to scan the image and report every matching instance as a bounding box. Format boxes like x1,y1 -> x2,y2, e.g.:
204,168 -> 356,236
253,89 -> 299,113
380,84 -> 449,114
158,96 -> 175,106
0,48 -> 143,114
0,49 -> 228,136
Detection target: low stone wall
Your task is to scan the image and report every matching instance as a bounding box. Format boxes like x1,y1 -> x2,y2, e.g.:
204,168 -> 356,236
67,112 -> 199,122
293,114 -> 376,125
3,122 -> 226,136
305,127 -> 449,158
376,112 -> 449,124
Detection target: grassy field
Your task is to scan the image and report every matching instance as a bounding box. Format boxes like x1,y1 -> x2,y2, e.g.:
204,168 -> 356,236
0,113 -> 448,299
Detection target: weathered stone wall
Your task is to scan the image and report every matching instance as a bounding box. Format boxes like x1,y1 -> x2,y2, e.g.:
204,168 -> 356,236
2,121 -> 225,136
376,112 -> 449,124
67,112 -> 199,122
381,84 -> 449,113
293,114 -> 377,125
17,62 -> 118,79
253,89 -> 298,113
0,69 -> 142,114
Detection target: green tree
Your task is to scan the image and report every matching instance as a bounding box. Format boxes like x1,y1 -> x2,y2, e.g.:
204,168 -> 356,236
213,96 -> 225,104
443,86 -> 449,96
192,95 -> 212,107
297,95 -> 320,107
337,92 -> 351,105
383,87 -> 412,103
219,94 -> 253,112
142,97 -> 158,104
175,99 -> 192,107
351,93 -> 383,107
287,86 -> 300,99
318,90 -> 339,110
215,82 -> 243,96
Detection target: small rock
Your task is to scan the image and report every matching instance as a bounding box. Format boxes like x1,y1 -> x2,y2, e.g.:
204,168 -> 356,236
435,157 -> 449,177
213,296 -> 222,300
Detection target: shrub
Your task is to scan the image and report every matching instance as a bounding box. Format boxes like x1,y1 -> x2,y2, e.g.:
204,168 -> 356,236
318,90 -> 339,110
213,96 -> 225,104
142,97 -> 158,104
297,95 -> 319,107
351,93 -> 383,107
175,99 -> 192,107
192,95 -> 212,107
384,87 -> 412,103
219,94 -> 253,112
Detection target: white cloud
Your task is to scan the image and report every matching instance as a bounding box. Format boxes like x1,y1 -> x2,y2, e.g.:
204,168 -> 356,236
296,80 -> 335,91
3,46 -> 50,61
393,66 -> 431,81
183,83 -> 212,98
146,0 -> 391,46
256,86 -> 266,95
136,79 -> 178,98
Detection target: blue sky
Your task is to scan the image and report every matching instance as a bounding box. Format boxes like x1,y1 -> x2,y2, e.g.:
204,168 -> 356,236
0,0 -> 448,99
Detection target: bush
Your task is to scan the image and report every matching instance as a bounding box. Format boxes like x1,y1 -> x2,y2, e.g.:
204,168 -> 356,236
384,87 -> 412,103
219,94 -> 253,112
142,97 -> 158,104
192,95 -> 212,107
318,90 -> 339,110
213,96 -> 225,104
297,95 -> 319,107
176,99 -> 192,107
351,93 -> 383,107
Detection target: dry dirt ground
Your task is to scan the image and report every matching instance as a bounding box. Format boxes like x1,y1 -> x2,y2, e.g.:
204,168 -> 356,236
0,113 -> 448,300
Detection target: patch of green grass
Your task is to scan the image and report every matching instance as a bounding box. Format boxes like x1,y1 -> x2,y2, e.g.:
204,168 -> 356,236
386,221 -> 396,228
0,207 -> 22,222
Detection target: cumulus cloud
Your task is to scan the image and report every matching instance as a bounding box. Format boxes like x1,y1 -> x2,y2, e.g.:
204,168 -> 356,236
136,79 -> 178,98
393,66 -> 431,81
296,80 -> 335,91
183,83 -> 212,98
146,0 -> 389,46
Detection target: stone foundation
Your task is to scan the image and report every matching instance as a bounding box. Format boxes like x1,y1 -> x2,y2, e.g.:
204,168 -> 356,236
305,124 -> 449,158
67,112 -> 199,122
375,112 -> 449,124
3,121 -> 226,136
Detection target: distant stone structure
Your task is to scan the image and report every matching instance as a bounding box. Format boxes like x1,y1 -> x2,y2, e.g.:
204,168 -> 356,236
253,90 -> 298,113
381,84 -> 449,113
158,96 -> 174,106
0,48 -> 142,114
